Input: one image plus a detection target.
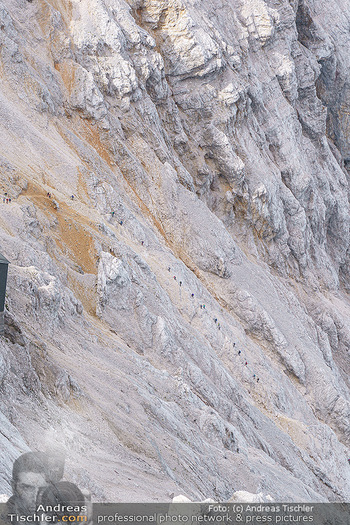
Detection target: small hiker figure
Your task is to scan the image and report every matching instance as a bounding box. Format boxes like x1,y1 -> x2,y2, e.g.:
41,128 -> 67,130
257,378 -> 260,383
233,342 -> 236,347
238,350 -> 241,355
119,220 -> 123,225
71,195 -> 75,200
2,198 -> 5,203
253,374 -> 256,379
9,198 -> 11,203
111,211 -> 115,217
6,198 -> 8,204
214,318 -> 218,324
168,267 -> 171,272
191,293 -> 194,298
203,305 -> 206,309
173,276 -> 177,281
141,241 -> 144,246
179,281 -> 182,287
200,305 -> 203,309
245,361 -> 248,366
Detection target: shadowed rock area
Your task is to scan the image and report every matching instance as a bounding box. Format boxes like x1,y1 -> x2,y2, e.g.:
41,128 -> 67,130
1,0 -> 350,502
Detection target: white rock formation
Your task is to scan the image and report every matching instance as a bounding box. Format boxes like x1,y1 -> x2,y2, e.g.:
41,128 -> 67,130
229,491 -> 274,503
0,0 -> 350,504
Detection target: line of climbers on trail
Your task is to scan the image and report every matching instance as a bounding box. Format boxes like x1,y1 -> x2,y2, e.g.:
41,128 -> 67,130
110,211 -> 124,226
110,211 -> 148,246
168,266 -> 198,301
2,190 -> 78,206
105,217 -> 262,387
237,349 -> 260,383
2,192 -> 12,203
167,265 -> 261,385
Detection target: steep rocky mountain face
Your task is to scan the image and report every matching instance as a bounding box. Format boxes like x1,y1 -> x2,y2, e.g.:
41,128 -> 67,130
1,0 -> 350,502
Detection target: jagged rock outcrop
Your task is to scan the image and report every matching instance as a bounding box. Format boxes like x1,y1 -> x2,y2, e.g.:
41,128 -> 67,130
1,0 -> 350,503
